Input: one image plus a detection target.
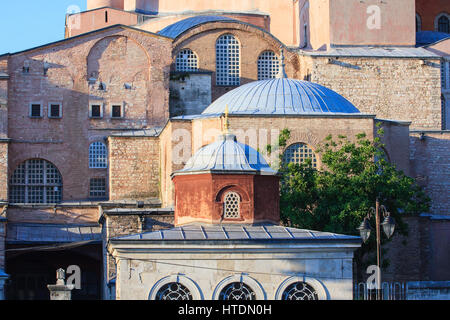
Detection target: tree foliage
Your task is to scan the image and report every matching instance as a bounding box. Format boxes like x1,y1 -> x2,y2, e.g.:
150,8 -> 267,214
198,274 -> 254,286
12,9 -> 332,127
267,127 -> 431,271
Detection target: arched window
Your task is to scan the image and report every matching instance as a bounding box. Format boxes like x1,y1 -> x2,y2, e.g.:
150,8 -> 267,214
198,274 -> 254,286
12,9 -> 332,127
281,282 -> 318,300
416,13 -> 422,32
155,282 -> 193,300
436,14 -> 449,33
216,34 -> 240,86
218,282 -> 256,300
223,192 -> 240,219
257,51 -> 280,80
89,142 -> 107,168
175,49 -> 198,72
9,159 -> 62,204
283,143 -> 317,168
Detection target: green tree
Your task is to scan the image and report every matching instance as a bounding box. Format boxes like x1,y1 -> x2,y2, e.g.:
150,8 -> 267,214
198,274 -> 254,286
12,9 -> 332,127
267,127 -> 430,275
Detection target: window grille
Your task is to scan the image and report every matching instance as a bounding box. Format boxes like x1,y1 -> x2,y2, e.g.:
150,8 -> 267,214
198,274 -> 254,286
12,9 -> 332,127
281,282 -> 318,300
49,103 -> 62,118
257,51 -> 280,80
30,104 -> 42,117
216,34 -> 240,86
9,159 -> 62,204
223,192 -> 240,219
283,143 -> 317,168
89,178 -> 106,198
219,282 -> 256,300
155,283 -> 192,300
175,49 -> 198,72
89,142 -> 108,169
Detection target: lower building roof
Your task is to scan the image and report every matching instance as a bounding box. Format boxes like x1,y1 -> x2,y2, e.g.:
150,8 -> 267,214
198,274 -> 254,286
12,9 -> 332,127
6,223 -> 101,244
110,223 -> 360,244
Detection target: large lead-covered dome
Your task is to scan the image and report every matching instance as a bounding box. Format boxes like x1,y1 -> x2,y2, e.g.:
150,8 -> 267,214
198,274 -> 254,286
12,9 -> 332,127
202,79 -> 360,115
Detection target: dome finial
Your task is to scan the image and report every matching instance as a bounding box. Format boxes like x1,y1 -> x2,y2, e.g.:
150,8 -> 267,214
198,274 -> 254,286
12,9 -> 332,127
276,47 -> 287,79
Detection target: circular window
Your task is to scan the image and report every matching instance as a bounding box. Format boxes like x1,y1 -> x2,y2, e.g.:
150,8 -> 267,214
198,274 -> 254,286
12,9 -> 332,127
155,282 -> 193,300
219,282 -> 256,300
281,282 -> 318,300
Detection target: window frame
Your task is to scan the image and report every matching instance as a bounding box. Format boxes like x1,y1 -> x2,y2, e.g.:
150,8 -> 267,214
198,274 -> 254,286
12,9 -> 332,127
9,159 -> 63,204
110,102 -> 124,119
215,33 -> 241,87
257,50 -> 280,80
223,191 -> 241,220
175,48 -> 199,72
435,13 -> 450,33
89,141 -> 108,169
48,102 -> 63,119
89,102 -> 104,119
89,177 -> 107,199
29,102 -> 43,118
283,142 -> 318,168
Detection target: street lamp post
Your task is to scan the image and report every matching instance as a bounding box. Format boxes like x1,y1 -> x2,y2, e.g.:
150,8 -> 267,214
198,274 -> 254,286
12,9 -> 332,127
357,198 -> 396,300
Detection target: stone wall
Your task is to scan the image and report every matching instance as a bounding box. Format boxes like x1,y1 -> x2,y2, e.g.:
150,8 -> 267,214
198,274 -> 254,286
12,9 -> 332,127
112,243 -> 357,300
409,131 -> 450,215
301,55 -> 442,130
108,136 -> 160,200
169,73 -> 211,117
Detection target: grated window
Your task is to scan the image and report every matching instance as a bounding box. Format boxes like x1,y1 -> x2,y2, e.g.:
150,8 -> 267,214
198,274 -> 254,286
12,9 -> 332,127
89,142 -> 108,169
281,282 -> 318,300
9,159 -> 62,204
89,178 -> 106,198
155,283 -> 192,300
216,34 -> 240,86
283,143 -> 317,168
219,282 -> 256,300
257,51 -> 280,80
175,49 -> 198,72
223,192 -> 240,219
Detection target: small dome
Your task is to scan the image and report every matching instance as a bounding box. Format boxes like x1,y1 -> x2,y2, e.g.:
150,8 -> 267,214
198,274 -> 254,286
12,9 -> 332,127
174,134 -> 276,175
202,79 -> 360,115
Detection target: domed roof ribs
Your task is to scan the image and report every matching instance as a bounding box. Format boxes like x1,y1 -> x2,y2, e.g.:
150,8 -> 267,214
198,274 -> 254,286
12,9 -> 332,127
303,81 -> 330,113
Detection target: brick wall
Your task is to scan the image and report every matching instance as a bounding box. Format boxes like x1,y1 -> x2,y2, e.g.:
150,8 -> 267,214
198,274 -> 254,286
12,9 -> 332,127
6,27 -> 172,202
410,132 -> 450,215
173,21 -> 300,102
301,55 -> 442,130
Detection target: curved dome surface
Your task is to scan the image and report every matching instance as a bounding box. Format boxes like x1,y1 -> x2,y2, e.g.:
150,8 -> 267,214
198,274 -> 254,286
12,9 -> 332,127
174,134 -> 276,175
158,15 -> 237,39
202,79 -> 360,115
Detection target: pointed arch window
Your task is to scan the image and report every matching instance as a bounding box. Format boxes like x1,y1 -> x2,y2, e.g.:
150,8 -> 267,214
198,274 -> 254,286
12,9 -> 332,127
216,34 -> 240,86
175,49 -> 199,72
257,51 -> 280,80
89,142 -> 108,168
9,159 -> 62,204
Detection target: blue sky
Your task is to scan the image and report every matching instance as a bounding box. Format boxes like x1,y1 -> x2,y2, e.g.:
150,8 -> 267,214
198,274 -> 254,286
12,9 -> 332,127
0,1 -> 86,55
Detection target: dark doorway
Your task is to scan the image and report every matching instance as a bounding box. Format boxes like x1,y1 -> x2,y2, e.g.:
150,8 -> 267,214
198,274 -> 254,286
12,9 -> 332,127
5,243 -> 102,300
